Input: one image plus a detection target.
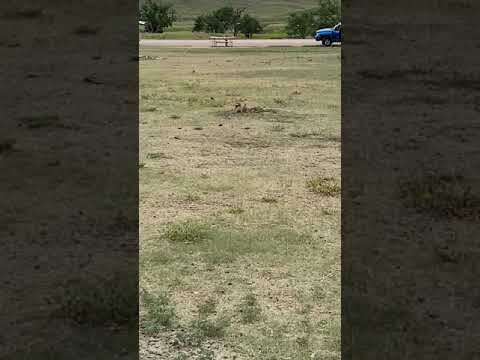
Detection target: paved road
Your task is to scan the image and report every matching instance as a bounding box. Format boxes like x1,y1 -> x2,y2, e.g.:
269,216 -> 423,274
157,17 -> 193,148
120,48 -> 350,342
140,39 -> 324,48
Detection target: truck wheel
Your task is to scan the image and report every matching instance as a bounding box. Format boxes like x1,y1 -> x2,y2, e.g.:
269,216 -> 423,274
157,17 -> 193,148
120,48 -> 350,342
323,37 -> 332,47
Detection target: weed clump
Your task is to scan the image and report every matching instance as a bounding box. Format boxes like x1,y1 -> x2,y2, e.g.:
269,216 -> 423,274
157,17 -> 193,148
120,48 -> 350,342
261,196 -> 278,204
143,107 -> 157,112
191,317 -> 229,339
239,293 -> 262,324
289,131 -> 321,139
307,177 -> 340,197
164,220 -> 209,243
198,348 -> 215,360
227,206 -> 245,215
198,297 -> 217,317
183,193 -> 201,202
141,291 -> 176,334
147,152 -> 171,160
177,317 -> 229,347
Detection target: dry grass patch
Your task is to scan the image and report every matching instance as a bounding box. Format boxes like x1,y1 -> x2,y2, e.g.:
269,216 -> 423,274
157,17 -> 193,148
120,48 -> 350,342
140,47 -> 340,359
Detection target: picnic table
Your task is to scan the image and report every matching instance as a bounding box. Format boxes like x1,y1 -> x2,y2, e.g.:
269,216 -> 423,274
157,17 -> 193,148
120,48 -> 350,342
210,36 -> 235,48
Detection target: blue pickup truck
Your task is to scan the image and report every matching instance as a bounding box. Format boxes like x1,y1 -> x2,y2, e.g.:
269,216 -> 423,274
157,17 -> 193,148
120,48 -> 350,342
314,22 -> 342,46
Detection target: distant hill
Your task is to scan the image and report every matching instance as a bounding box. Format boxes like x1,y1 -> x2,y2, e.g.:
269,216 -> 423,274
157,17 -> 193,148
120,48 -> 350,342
165,0 -> 318,23
139,0 -> 320,39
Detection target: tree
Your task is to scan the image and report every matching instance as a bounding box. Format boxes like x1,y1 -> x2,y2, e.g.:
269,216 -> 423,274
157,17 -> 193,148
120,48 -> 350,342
208,14 -> 226,33
213,6 -> 235,32
192,6 -> 246,36
232,8 -> 246,36
285,0 -> 340,38
285,10 -> 316,38
312,0 -> 341,29
140,0 -> 176,33
194,13 -> 225,33
193,15 -> 207,32
238,15 -> 263,39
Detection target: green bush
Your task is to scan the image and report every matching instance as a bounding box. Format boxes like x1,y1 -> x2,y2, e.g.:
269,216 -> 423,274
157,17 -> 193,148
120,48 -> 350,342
286,0 -> 341,38
239,14 -> 264,39
141,291 -> 176,334
163,220 -> 209,243
140,0 -> 176,33
192,6 -> 261,38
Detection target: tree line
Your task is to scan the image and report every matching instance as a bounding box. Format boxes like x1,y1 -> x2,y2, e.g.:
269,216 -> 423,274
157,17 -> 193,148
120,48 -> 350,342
193,7 -> 262,39
286,0 -> 341,38
139,0 -> 340,39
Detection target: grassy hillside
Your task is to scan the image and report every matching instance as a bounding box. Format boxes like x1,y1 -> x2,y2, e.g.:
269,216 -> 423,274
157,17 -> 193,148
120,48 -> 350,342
170,0 -> 318,23
140,0 -> 319,39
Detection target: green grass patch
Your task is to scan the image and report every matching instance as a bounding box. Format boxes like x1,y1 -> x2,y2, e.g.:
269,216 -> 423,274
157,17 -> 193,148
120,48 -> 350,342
163,220 -> 210,243
141,291 -> 176,334
198,297 -> 218,317
152,218 -> 313,266
198,227 -> 310,265
190,317 -> 229,340
307,177 -> 341,197
182,192 -> 202,202
238,293 -> 262,324
176,316 -> 230,347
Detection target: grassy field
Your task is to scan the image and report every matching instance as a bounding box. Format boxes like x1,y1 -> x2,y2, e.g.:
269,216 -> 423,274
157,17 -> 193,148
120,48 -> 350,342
141,0 -> 317,22
139,0 -> 318,39
139,46 -> 341,359
140,25 -> 291,40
